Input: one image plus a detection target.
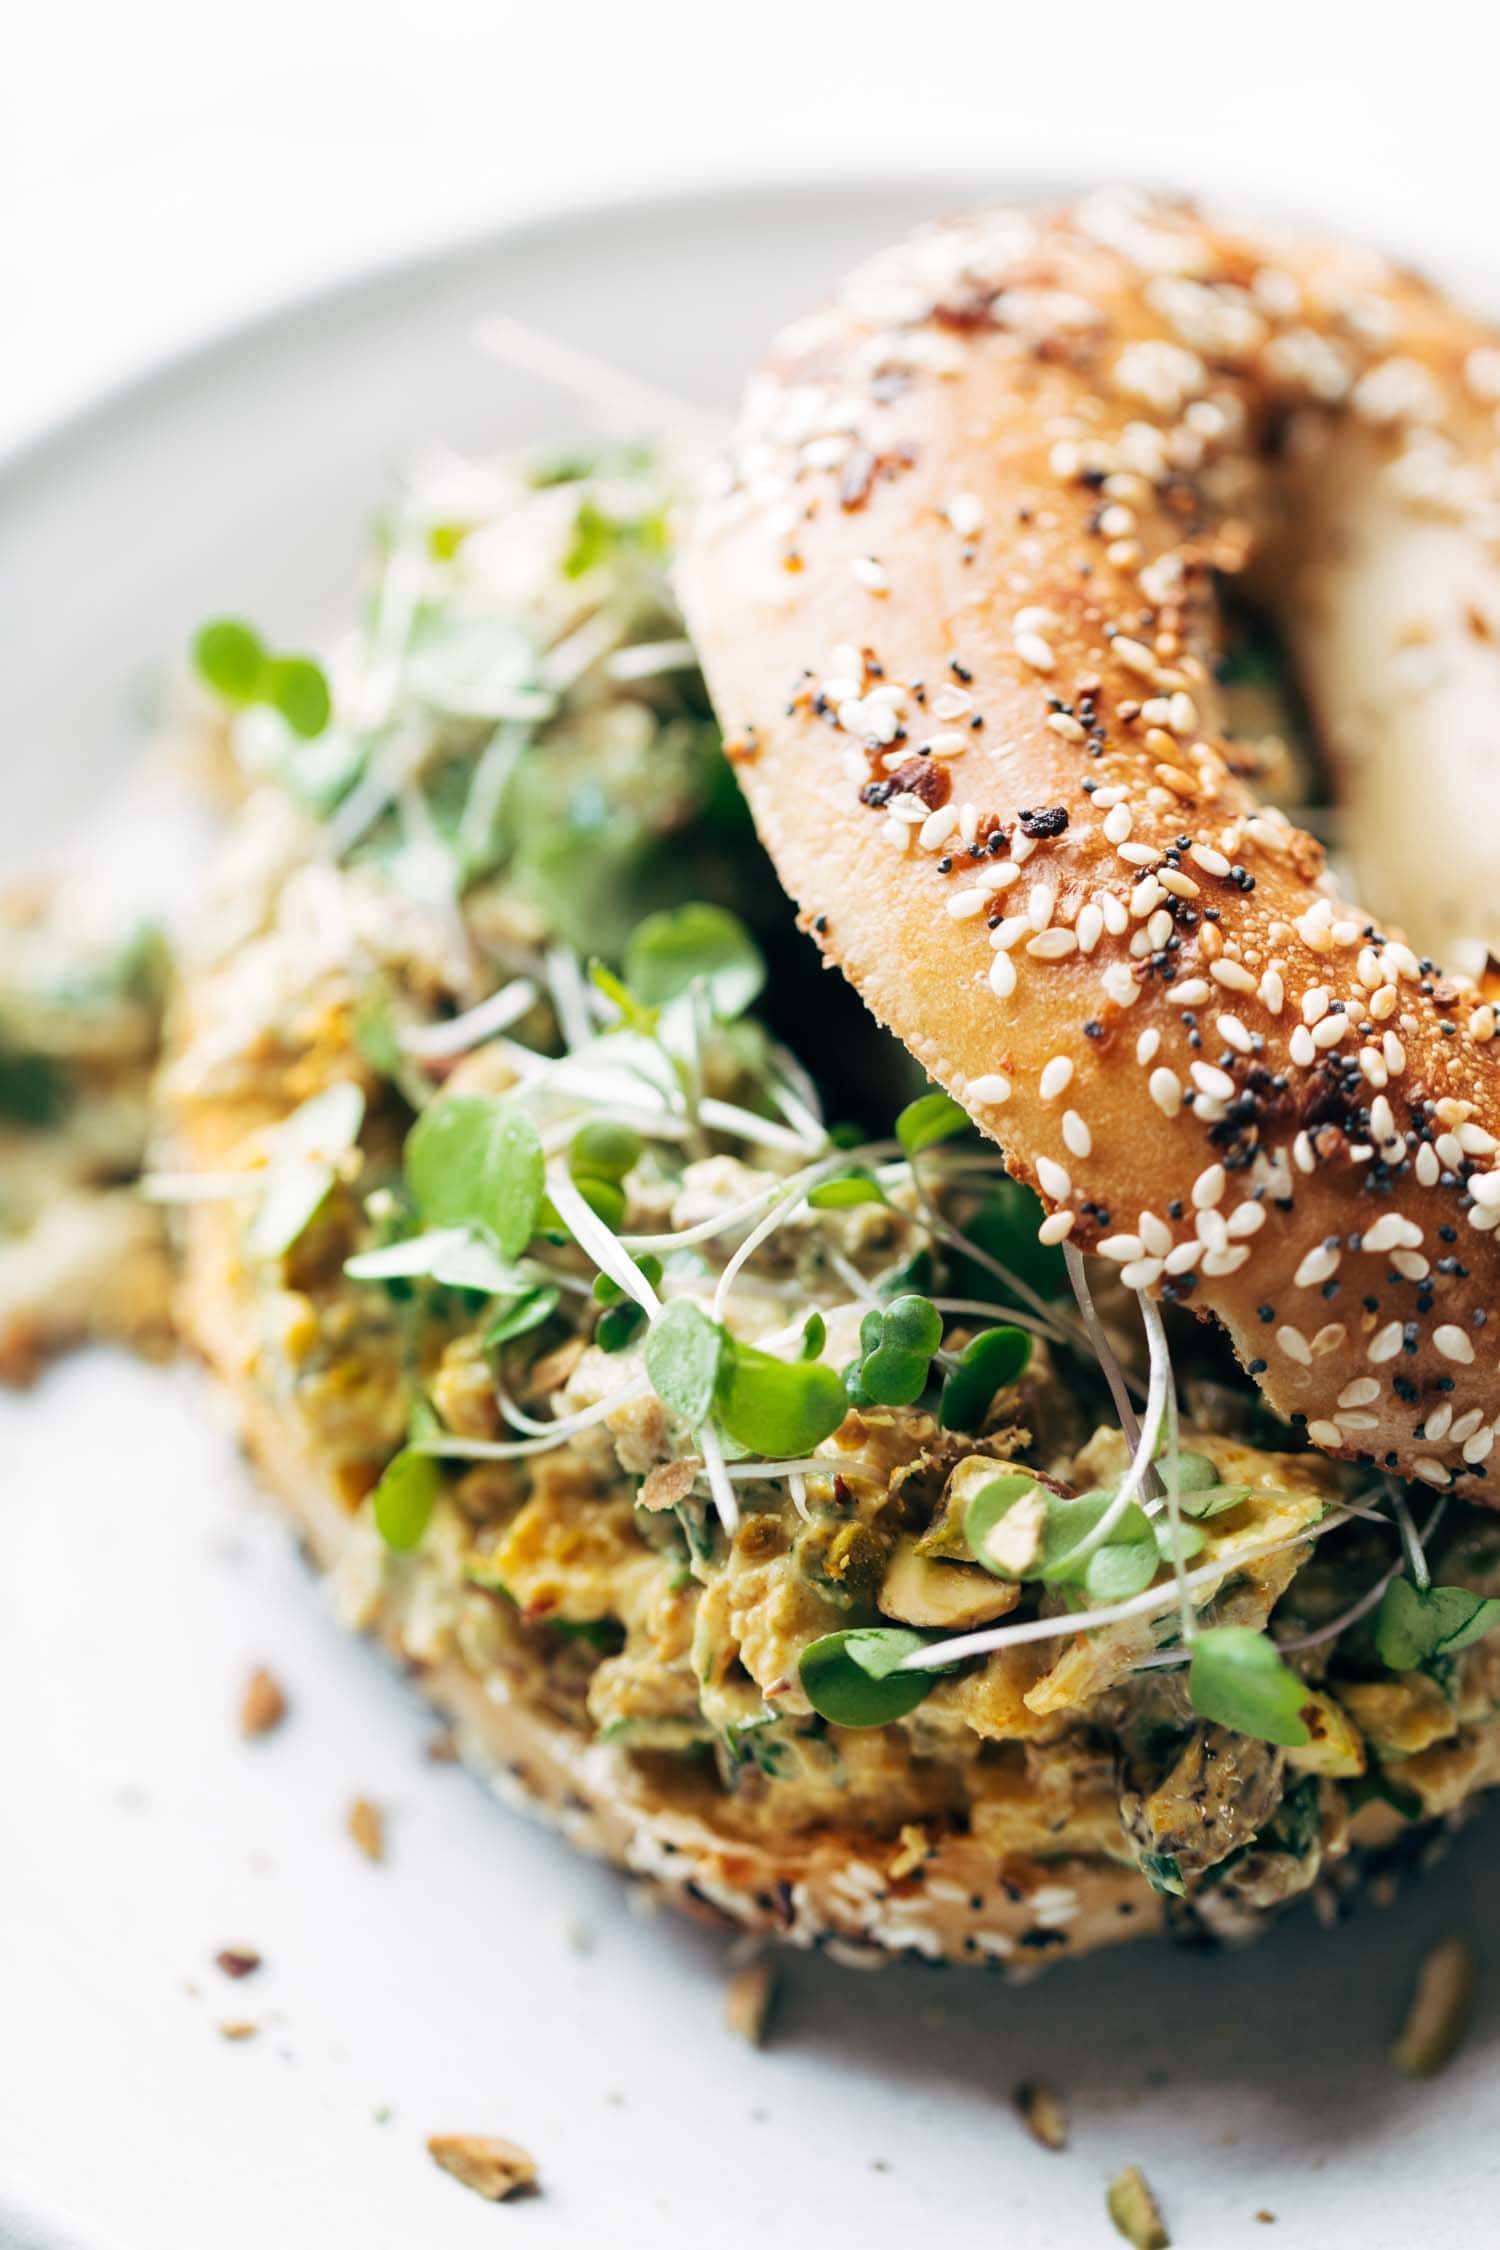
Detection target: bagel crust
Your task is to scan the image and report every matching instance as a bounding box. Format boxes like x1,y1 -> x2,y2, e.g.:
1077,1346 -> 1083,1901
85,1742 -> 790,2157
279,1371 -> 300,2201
679,190 -> 1500,1501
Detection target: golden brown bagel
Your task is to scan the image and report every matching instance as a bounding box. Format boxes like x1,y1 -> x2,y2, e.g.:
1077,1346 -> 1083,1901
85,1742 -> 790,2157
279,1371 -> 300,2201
679,190 -> 1500,1500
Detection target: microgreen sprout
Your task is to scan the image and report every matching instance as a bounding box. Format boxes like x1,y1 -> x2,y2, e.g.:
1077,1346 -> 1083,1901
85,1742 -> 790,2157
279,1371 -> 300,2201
193,618 -> 332,739
842,1294 -> 943,1408
799,1627 -> 956,1728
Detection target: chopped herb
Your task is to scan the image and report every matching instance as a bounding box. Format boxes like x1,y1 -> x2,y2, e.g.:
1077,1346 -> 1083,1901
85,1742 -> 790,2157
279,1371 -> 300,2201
715,1336 -> 847,1457
644,1300 -> 725,1427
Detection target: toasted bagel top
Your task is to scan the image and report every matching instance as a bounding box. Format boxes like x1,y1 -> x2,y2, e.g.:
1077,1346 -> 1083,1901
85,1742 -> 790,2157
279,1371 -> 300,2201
679,190 -> 1500,1497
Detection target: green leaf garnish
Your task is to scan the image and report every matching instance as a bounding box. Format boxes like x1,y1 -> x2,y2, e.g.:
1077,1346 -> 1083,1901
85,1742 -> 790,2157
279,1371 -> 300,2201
806,1171 -> 887,1209
844,1293 -> 942,1408
569,1121 -> 642,1184
800,1312 -> 826,1360
623,903 -> 765,1021
0,1045 -> 67,1126
597,1300 -> 647,1352
799,1627 -> 945,1728
1373,1580 -> 1500,1672
193,618 -> 266,702
1188,1626 -> 1311,1747
246,1081 -> 365,1260
192,618 -> 331,739
644,1300 -> 726,1427
939,1326 -> 1032,1431
263,655 -> 332,740
895,1090 -> 969,1157
372,1447 -> 441,1551
715,1337 -> 848,1457
404,1096 -> 544,1258
485,1286 -> 560,1346
344,1227 -> 530,1294
1082,1509 -> 1159,1602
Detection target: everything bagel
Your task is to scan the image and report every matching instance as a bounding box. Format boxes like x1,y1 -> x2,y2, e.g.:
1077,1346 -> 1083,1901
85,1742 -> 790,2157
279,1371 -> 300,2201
679,189 -> 1500,1500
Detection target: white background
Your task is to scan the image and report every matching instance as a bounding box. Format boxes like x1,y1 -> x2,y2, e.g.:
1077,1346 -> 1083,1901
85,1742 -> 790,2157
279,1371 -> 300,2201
5,0 -> 1500,454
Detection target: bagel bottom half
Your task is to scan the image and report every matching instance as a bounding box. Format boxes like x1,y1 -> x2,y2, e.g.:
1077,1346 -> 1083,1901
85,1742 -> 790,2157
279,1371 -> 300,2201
178,1189 -> 1169,1972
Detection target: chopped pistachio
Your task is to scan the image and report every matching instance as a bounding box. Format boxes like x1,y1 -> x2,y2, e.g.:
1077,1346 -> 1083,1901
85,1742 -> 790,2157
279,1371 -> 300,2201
1107,2164 -> 1170,2249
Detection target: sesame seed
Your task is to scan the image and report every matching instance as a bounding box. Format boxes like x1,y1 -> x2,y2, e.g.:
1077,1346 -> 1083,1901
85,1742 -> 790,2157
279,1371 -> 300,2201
1464,1428 -> 1496,1465
1427,1405 -> 1454,1443
1028,929 -> 1078,961
1368,1322 -> 1404,1363
1112,635 -> 1159,679
1277,1326 -> 1313,1366
1149,1067 -> 1183,1116
947,888 -> 990,920
1227,1202 -> 1266,1238
1416,1143 -> 1441,1188
919,804 -> 959,850
1164,1241 -> 1202,1274
1036,1156 -> 1072,1202
1312,1014 -> 1349,1049
1040,1056 -> 1075,1102
1027,883 -> 1057,931
1171,979 -> 1211,1006
1412,1460 -> 1452,1489
1100,892 -> 1129,937
1139,1212 -> 1172,1257
1120,1257 -> 1164,1291
1217,1013 -> 1254,1053
1434,1325 -> 1476,1365
1136,1029 -> 1161,1066
1190,1061 -> 1236,1102
1047,710 -> 1087,743
1192,1164 -> 1227,1209
1103,803 -> 1133,844
1209,958 -> 1256,995
990,915 -> 1029,951
1100,1233 -> 1147,1262
968,1073 -> 1012,1105
1339,1379 -> 1381,1409
989,951 -> 1017,1000
1289,1026 -> 1316,1068
1307,1420 -> 1343,1449
1118,840 -> 1163,867
1258,967 -> 1285,1014
850,556 -> 889,594
1077,903 -> 1105,954
1015,632 -> 1056,674
946,493 -> 984,537
1037,1210 -> 1076,1246
921,730 -> 970,758
1294,1244 -> 1341,1288
1062,1110 -> 1092,1158
1130,877 -> 1166,917
1102,962 -> 1139,1006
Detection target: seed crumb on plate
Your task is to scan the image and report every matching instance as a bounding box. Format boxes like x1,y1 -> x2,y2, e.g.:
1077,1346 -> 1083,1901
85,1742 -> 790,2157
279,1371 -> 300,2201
725,1957 -> 779,2047
1390,1934 -> 1474,2077
347,1796 -> 386,1863
238,1666 -> 286,1739
1012,2078 -> 1069,2150
427,2133 -> 539,2201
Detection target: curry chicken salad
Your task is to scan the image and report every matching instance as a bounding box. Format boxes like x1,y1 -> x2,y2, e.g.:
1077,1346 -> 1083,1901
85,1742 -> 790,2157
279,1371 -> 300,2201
127,430 -> 1500,1971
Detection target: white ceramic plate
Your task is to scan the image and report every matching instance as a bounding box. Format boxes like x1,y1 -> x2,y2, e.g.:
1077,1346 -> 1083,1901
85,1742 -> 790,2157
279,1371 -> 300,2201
4,179 -> 1499,2250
